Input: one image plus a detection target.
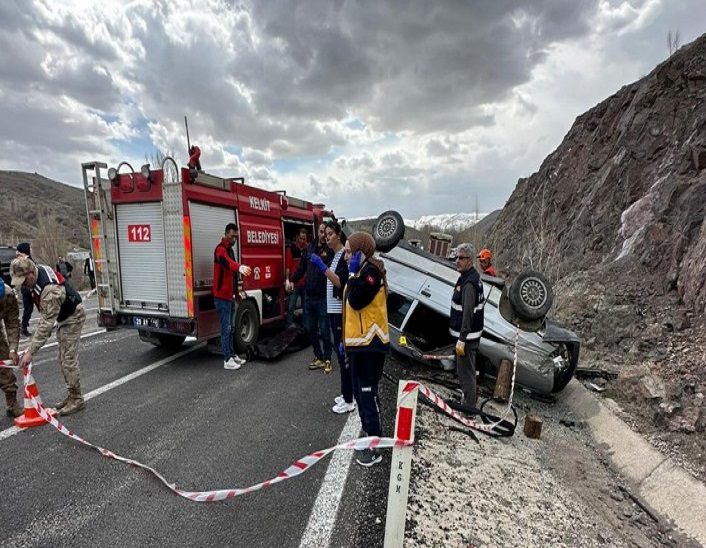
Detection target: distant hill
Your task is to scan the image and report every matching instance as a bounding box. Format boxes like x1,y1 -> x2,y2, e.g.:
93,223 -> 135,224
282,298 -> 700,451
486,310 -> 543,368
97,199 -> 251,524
0,171 -> 89,264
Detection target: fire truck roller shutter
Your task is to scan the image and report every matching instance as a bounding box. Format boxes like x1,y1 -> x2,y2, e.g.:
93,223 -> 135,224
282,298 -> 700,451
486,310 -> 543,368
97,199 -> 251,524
188,202 -> 238,288
116,202 -> 168,308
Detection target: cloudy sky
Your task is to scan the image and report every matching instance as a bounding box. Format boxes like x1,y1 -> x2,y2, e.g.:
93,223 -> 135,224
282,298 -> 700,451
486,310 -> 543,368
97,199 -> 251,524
1,1 -> 705,219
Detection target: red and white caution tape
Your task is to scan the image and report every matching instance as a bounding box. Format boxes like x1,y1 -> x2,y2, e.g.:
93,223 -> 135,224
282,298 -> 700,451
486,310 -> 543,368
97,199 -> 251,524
1,358 -> 19,369
16,352 -> 515,502
400,380 -> 510,434
19,359 -> 411,502
28,392 -> 409,501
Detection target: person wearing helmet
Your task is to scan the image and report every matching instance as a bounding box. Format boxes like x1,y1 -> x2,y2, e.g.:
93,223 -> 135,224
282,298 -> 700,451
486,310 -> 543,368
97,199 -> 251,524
477,248 -> 496,277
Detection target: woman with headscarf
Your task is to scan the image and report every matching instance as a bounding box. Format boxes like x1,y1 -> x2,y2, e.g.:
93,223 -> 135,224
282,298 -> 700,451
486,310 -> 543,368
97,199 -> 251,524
342,231 -> 390,467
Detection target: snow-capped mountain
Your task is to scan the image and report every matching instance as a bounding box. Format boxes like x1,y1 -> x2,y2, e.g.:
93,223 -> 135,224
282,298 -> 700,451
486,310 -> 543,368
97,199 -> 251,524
348,212 -> 488,233
403,212 -> 487,232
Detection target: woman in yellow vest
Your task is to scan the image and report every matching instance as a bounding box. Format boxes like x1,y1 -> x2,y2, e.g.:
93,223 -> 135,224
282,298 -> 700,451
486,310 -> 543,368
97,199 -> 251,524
342,232 -> 390,467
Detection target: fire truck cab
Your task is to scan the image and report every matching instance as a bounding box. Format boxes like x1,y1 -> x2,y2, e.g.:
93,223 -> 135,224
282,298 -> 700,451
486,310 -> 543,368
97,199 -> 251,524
81,158 -> 333,353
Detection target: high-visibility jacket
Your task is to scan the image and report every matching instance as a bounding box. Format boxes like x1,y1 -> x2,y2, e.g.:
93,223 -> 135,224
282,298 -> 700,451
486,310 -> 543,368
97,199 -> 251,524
343,262 -> 389,354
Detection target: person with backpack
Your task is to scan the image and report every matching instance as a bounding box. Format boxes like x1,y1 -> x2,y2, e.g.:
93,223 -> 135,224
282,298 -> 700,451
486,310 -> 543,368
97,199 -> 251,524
11,257 -> 86,416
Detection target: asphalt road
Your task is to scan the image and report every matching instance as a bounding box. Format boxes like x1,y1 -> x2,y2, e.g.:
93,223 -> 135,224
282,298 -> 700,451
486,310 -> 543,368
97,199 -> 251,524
0,301 -> 390,547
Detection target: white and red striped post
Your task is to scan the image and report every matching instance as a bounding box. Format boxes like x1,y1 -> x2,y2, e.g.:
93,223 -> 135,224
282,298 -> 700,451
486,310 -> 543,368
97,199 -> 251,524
384,380 -> 419,547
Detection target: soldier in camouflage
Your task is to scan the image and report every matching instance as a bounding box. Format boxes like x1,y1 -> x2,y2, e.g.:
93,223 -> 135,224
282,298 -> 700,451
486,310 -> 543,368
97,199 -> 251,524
10,257 -> 86,416
0,282 -> 23,418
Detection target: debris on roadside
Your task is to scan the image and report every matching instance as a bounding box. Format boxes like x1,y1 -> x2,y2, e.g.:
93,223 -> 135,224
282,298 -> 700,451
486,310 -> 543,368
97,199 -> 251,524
523,414 -> 543,439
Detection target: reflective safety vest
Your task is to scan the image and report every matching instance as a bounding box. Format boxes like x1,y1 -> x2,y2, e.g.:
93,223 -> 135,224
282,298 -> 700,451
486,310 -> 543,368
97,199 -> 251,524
449,268 -> 484,343
343,267 -> 389,353
33,264 -> 82,322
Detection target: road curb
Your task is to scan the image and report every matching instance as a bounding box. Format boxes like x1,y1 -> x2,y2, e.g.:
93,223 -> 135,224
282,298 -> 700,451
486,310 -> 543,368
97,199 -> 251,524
559,379 -> 706,545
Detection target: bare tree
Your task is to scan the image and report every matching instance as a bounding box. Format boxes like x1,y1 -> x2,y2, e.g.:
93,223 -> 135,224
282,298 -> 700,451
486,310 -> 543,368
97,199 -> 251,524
519,181 -> 561,283
33,214 -> 69,266
667,30 -> 681,57
145,149 -> 176,170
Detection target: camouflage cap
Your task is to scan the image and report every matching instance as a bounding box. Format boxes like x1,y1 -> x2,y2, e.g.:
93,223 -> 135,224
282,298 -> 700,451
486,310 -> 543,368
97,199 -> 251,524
10,256 -> 36,287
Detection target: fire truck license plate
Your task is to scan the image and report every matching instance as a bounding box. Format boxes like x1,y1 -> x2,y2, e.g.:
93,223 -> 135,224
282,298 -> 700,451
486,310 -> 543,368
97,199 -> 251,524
133,317 -> 160,328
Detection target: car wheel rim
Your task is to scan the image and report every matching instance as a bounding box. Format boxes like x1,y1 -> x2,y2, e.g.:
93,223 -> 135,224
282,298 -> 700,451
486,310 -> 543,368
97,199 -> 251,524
378,217 -> 397,238
520,278 -> 546,308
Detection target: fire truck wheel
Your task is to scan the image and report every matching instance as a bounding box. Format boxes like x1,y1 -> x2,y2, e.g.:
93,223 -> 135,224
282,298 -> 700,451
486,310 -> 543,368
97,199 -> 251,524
372,210 -> 405,252
234,300 -> 259,353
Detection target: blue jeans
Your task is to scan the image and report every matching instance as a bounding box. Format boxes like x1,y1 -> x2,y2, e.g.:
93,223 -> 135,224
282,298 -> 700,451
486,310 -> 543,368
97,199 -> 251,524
214,297 -> 236,361
329,313 -> 353,403
286,285 -> 306,326
304,297 -> 331,361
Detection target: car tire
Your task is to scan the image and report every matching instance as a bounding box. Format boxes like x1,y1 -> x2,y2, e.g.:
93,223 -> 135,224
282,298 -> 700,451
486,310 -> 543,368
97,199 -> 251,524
371,210 -> 405,252
234,299 -> 260,353
508,271 -> 554,321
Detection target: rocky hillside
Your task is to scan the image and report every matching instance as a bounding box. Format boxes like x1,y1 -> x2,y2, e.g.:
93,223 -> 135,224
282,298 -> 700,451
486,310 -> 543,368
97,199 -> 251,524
490,35 -> 706,312
0,171 -> 89,263
489,34 -> 706,464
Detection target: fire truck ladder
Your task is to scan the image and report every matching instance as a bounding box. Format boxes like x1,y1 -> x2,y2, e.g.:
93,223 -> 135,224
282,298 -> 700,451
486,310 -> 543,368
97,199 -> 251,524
81,161 -> 117,313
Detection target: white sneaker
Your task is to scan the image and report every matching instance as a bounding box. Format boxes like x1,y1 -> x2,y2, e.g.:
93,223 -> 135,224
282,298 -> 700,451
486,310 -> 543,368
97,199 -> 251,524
332,400 -> 356,414
224,358 -> 241,370
334,394 -> 344,405
233,355 -> 247,366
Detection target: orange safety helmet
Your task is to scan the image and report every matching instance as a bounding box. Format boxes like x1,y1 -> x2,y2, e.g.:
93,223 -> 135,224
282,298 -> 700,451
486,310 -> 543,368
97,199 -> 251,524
477,249 -> 492,261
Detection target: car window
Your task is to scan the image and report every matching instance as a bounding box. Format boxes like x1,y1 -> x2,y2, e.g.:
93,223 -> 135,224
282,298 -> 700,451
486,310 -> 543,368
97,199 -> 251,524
485,284 -> 502,307
399,300 -> 453,352
387,292 -> 414,329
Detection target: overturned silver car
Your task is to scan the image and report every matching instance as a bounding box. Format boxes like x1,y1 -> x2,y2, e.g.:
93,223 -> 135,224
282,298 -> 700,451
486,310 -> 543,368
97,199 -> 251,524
369,211 -> 580,395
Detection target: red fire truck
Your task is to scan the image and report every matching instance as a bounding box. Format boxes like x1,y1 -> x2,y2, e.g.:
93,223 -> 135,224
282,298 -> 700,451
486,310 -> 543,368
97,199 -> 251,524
81,157 -> 334,352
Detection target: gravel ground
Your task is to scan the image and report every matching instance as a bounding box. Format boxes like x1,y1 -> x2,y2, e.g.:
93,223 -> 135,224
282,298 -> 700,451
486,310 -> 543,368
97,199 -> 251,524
351,355 -> 701,548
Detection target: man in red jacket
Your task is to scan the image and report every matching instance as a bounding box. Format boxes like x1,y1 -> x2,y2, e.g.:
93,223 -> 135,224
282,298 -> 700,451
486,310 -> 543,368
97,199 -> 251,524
477,248 -> 497,277
214,223 -> 252,370
284,228 -> 308,326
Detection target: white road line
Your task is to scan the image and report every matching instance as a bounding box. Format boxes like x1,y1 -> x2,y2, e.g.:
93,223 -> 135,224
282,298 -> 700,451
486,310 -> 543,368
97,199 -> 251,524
299,410 -> 362,548
0,343 -> 204,442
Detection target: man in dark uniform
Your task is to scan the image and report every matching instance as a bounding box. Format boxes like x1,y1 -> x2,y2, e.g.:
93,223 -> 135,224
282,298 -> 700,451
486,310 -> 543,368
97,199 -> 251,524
449,243 -> 485,408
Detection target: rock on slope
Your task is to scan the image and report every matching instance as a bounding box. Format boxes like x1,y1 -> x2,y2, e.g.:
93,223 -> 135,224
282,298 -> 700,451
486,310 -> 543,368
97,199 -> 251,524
488,34 -> 706,469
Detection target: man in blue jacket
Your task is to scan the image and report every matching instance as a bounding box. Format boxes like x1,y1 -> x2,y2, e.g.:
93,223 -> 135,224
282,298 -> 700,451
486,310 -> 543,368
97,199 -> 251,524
291,223 -> 332,371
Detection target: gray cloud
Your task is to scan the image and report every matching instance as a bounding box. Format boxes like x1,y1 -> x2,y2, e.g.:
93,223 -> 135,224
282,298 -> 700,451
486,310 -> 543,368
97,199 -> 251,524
0,0 -> 705,219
